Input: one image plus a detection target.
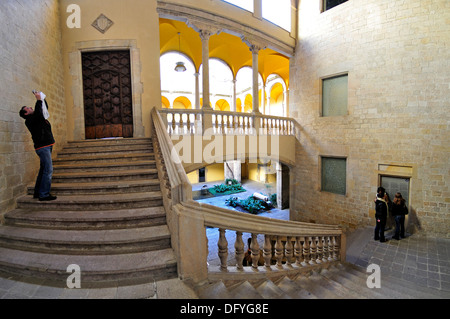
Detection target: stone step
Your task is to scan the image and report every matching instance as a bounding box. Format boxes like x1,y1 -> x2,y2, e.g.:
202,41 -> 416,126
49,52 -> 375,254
0,225 -> 171,255
27,179 -> 161,195
66,137 -> 152,148
58,145 -> 153,158
253,279 -> 292,299
16,192 -> 163,211
195,281 -> 232,299
4,207 -> 166,230
274,276 -> 317,299
52,169 -> 159,183
62,141 -> 153,153
226,281 -> 263,299
53,160 -> 156,173
343,263 -> 449,299
53,152 -> 155,165
0,246 -> 177,287
320,265 -> 386,299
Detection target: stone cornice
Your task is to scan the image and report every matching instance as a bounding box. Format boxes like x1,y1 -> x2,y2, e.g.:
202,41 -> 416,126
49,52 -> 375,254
157,1 -> 295,57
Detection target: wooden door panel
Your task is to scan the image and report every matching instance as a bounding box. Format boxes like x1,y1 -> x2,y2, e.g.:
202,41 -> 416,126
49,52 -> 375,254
82,51 -> 133,139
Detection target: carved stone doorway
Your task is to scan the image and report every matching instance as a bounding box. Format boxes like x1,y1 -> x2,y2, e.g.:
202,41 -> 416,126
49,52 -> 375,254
82,50 -> 133,139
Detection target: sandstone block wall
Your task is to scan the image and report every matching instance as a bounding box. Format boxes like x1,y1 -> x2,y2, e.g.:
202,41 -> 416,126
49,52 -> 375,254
0,0 -> 66,214
290,0 -> 449,237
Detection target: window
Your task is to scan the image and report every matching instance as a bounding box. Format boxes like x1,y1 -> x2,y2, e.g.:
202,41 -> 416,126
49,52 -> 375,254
262,0 -> 291,31
223,0 -> 253,12
322,74 -> 348,117
321,157 -> 346,195
323,0 -> 348,12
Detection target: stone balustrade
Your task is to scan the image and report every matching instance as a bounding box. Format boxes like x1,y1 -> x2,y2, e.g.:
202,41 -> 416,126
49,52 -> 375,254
158,108 -> 296,136
151,108 -> 345,284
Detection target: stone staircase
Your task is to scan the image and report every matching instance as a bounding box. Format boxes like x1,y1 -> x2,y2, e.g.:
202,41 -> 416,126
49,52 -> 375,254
0,138 -> 177,288
195,262 -> 449,299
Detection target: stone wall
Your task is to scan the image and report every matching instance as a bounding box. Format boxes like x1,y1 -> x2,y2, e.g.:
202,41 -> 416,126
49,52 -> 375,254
0,0 -> 66,214
290,0 -> 449,237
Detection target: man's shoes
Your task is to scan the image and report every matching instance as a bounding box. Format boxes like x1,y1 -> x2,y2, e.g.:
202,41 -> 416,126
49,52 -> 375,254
33,194 -> 39,199
392,236 -> 400,240
39,195 -> 57,201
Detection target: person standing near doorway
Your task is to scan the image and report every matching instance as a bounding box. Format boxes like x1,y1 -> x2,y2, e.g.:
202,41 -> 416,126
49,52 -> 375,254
374,190 -> 388,242
19,91 -> 57,201
391,192 -> 408,240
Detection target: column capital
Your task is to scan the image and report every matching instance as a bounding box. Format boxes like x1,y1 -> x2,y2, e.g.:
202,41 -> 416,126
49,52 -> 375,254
241,36 -> 266,53
188,21 -> 221,40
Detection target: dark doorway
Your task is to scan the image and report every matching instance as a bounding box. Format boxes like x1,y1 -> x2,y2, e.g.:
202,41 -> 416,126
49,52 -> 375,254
199,168 -> 206,183
380,176 -> 410,228
280,163 -> 290,209
82,50 -> 133,139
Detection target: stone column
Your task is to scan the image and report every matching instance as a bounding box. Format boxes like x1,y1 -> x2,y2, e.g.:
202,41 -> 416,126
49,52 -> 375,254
194,72 -> 200,109
231,79 -> 237,112
200,29 -> 213,111
250,44 -> 261,115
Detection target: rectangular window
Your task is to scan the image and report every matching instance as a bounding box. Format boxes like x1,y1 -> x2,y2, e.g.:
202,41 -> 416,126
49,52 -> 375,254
323,0 -> 348,12
322,74 -> 348,117
321,157 -> 346,195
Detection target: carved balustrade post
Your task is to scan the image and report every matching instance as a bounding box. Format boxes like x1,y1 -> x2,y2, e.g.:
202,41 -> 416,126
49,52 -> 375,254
294,237 -> 303,266
275,236 -> 284,269
235,231 -> 244,270
218,229 -> 228,271
302,237 -> 310,266
309,236 -> 317,265
316,236 -> 323,264
285,237 -> 293,266
326,236 -> 333,261
333,236 -> 339,260
322,236 -> 329,263
250,233 -> 260,270
263,235 -> 272,268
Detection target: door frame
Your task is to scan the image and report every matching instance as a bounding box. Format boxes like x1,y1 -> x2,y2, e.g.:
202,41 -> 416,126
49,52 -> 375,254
69,39 -> 145,140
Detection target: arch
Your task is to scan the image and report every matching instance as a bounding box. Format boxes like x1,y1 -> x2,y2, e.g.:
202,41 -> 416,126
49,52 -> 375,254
199,58 -> 234,100
215,99 -> 231,111
160,51 -> 196,95
173,96 -> 192,109
244,94 -> 253,113
267,82 -> 284,116
265,74 -> 287,116
199,98 -> 212,108
161,96 -> 170,108
236,98 -> 242,113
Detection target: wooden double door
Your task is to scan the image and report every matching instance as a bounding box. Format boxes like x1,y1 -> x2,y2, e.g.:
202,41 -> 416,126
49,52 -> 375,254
82,50 -> 133,139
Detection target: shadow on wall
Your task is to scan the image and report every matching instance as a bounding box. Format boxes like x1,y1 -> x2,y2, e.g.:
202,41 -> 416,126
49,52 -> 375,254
406,207 -> 422,235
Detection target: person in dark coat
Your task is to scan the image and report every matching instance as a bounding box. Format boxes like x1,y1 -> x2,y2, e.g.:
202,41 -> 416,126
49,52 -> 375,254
374,191 -> 388,242
19,91 -> 57,201
391,192 -> 408,240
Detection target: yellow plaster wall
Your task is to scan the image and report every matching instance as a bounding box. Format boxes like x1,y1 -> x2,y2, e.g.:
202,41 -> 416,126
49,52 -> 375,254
59,0 -> 161,139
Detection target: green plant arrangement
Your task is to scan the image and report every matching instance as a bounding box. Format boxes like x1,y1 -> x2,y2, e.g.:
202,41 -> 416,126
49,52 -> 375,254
225,195 -> 275,214
208,180 -> 246,196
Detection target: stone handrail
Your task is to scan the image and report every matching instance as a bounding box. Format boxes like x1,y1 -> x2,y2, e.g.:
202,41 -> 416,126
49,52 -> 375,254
151,108 -> 344,284
151,108 -> 192,207
173,200 -> 345,283
158,107 -> 296,136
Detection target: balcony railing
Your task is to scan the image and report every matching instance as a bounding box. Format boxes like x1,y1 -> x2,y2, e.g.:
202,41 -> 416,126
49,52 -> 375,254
158,108 -> 296,136
151,107 -> 345,283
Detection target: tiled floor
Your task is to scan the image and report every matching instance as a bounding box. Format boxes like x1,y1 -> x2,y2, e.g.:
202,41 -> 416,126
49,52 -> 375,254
1,179 -> 448,298
348,227 -> 450,292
